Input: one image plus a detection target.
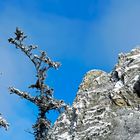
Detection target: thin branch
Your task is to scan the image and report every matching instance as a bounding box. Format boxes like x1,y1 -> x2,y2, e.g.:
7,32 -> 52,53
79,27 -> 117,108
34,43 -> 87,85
8,28 -> 61,97
0,114 -> 9,130
9,87 -> 36,104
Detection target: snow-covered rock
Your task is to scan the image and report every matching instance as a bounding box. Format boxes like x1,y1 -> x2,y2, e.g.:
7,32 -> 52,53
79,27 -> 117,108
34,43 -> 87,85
46,47 -> 140,140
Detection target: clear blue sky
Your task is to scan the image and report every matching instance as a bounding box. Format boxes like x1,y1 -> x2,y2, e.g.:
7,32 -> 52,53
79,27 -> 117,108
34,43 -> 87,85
0,0 -> 140,139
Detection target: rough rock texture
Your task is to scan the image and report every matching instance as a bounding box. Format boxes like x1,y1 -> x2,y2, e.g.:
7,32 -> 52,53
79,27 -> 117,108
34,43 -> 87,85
47,47 -> 140,140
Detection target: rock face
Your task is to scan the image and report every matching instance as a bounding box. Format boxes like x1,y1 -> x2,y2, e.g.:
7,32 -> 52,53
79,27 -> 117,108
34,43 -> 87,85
47,48 -> 140,140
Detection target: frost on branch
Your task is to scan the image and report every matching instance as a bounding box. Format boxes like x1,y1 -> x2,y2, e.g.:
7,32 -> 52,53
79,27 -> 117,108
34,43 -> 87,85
0,74 -> 9,131
8,28 -> 67,140
0,114 -> 9,130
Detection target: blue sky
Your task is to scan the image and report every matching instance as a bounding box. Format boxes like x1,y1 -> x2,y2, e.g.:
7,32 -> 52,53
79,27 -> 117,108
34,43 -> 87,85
1,0 -> 140,139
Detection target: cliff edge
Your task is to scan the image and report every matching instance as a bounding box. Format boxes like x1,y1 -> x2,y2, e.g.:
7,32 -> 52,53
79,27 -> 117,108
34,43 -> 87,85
47,47 -> 140,140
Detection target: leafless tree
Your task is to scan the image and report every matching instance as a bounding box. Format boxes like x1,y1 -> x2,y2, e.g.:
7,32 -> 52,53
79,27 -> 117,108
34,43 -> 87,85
8,28 -> 67,140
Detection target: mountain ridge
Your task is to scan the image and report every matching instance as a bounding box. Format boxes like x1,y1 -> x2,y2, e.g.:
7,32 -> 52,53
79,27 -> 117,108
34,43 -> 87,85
47,47 -> 140,140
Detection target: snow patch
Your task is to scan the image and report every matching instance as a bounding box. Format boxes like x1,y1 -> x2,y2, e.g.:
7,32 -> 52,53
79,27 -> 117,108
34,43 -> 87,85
113,81 -> 124,92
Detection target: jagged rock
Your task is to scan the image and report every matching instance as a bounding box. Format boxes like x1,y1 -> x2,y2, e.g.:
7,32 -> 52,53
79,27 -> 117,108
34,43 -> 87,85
46,47 -> 140,140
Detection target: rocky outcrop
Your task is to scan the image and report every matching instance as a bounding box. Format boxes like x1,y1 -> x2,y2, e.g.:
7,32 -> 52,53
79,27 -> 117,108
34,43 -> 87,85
47,47 -> 140,140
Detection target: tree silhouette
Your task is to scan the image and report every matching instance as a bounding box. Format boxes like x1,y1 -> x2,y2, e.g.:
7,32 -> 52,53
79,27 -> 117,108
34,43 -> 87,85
8,28 -> 67,140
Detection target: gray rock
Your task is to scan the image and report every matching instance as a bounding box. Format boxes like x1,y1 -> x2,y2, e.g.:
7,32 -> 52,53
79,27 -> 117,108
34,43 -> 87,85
46,47 -> 140,140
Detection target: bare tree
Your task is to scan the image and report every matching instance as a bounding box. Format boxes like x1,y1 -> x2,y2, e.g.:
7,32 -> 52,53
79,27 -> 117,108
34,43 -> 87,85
8,28 -> 67,140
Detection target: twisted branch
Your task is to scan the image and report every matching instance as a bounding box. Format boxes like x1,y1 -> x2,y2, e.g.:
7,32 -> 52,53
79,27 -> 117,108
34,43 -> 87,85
8,28 -> 67,139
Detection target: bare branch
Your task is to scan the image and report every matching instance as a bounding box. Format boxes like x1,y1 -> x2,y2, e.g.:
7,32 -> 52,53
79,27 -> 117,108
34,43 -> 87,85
8,27 -> 61,95
8,28 -> 67,139
0,74 -> 9,131
9,87 -> 36,104
0,114 -> 9,130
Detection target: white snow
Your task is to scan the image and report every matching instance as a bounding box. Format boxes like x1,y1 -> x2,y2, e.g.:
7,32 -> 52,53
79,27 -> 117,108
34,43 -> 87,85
124,64 -> 139,74
113,81 -> 124,92
127,53 -> 140,59
76,102 -> 84,109
61,114 -> 71,125
57,132 -> 71,140
133,75 -> 139,81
